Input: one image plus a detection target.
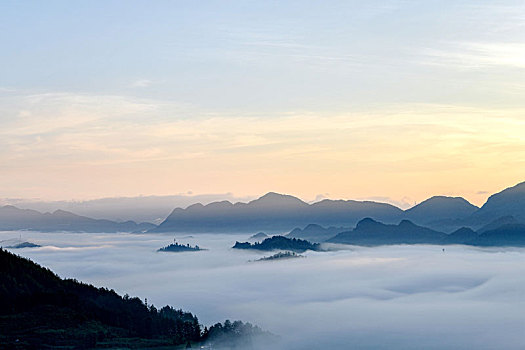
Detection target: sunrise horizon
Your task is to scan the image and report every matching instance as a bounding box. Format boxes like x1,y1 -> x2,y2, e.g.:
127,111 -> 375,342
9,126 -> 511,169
1,2 -> 524,349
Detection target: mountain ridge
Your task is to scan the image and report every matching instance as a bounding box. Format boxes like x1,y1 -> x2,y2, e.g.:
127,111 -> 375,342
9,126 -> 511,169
2,181 -> 524,234
0,205 -> 155,233
153,182 -> 525,233
152,192 -> 404,233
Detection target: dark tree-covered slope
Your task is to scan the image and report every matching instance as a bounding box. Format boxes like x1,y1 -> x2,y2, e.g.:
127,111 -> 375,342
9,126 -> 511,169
0,248 -> 200,348
0,249 -> 273,349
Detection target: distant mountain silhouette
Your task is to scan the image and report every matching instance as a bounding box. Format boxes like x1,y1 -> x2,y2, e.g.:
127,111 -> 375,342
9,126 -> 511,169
471,224 -> 525,246
477,216 -> 520,234
1,240 -> 41,249
153,182 -> 525,234
326,217 -> 525,247
392,182 -> 525,232
249,232 -> 269,241
441,227 -> 479,244
327,218 -> 447,246
152,192 -> 403,233
404,196 -> 478,228
470,182 -> 525,224
0,205 -> 155,233
286,224 -> 349,243
4,193 -> 254,224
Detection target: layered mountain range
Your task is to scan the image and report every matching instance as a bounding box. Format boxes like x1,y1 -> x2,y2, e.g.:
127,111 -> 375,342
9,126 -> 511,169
1,182 -> 524,243
324,218 -> 525,247
154,181 -> 525,234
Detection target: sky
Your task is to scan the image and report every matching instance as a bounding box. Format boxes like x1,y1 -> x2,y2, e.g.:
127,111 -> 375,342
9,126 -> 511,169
1,0 -> 524,207
3,231 -> 525,349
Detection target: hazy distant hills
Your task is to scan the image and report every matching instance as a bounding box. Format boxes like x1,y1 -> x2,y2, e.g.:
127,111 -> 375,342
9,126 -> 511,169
300,217 -> 525,247
473,224 -> 525,246
327,218 -> 447,246
287,224 -> 350,243
404,196 -> 479,227
0,205 -> 155,233
477,216 -> 519,233
1,193 -> 254,224
470,182 -> 525,224
1,181 -> 524,240
249,232 -> 269,242
442,227 -> 478,245
154,181 -> 525,235
152,192 -> 403,233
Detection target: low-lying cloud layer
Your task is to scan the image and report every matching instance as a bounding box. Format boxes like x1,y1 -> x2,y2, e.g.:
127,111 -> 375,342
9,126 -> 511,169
2,231 -> 524,349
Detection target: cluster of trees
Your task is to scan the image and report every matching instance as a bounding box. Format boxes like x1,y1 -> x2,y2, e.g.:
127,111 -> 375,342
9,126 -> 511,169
256,251 -> 304,261
0,248 -> 266,349
233,235 -> 321,252
202,320 -> 276,349
157,240 -> 202,252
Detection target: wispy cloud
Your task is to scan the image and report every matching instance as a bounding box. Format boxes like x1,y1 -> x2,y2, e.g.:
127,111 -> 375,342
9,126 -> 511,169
422,42 -> 525,70
0,90 -> 524,202
131,79 -> 154,88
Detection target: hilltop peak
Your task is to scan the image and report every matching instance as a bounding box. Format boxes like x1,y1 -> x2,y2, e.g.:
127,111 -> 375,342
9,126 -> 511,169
473,181 -> 525,223
249,192 -> 308,207
355,217 -> 380,228
405,195 -> 478,224
399,219 -> 416,227
412,195 -> 477,208
52,209 -> 78,217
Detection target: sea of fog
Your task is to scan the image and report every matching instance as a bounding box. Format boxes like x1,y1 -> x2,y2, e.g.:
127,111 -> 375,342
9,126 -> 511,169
1,231 -> 524,349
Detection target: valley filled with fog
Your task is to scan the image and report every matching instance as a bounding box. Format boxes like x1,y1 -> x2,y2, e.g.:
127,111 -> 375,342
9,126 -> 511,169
2,231 -> 524,350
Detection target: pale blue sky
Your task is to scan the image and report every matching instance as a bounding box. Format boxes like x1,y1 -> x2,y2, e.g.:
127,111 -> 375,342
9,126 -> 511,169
1,1 -> 524,204
2,0 -> 524,110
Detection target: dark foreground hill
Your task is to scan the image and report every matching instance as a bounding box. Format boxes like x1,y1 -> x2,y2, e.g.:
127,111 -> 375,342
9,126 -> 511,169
0,205 -> 155,233
0,248 -> 272,349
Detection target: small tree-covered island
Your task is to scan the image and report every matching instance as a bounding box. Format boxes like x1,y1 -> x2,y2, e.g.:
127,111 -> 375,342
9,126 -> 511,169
0,248 -> 275,349
233,236 -> 321,253
158,239 -> 204,253
254,251 -> 305,262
